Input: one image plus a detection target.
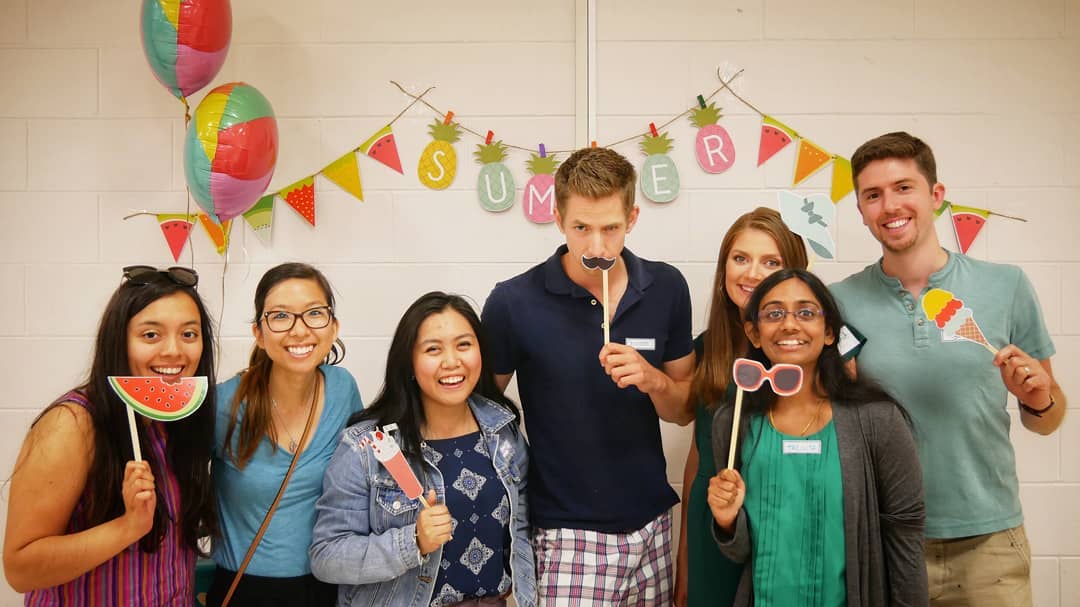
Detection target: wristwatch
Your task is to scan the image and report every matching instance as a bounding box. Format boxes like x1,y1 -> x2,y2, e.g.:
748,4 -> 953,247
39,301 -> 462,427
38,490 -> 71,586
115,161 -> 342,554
1019,394 -> 1055,417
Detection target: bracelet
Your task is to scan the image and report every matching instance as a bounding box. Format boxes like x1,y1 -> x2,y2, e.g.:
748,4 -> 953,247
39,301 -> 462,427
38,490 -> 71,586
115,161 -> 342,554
1019,394 -> 1055,417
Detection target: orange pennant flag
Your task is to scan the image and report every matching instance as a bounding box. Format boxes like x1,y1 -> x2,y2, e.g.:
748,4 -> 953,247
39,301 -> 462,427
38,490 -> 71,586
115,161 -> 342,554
281,176 -> 316,226
322,151 -> 364,202
830,156 -> 854,203
197,213 -> 232,256
793,139 -> 832,186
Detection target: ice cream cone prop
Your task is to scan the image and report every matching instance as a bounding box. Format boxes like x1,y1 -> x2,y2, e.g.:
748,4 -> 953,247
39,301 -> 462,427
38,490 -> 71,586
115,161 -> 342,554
582,256 -> 617,344
727,387 -> 745,469
359,429 -> 429,508
921,288 -> 998,354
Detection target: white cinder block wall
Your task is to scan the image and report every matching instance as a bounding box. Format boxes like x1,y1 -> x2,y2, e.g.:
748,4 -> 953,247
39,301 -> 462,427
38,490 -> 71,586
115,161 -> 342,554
1,0 -> 1077,604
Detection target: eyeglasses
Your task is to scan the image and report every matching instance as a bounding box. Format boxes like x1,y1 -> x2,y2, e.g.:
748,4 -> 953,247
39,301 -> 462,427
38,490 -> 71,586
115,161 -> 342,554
122,265 -> 199,288
732,358 -> 803,396
261,306 -> 335,333
758,305 -> 824,324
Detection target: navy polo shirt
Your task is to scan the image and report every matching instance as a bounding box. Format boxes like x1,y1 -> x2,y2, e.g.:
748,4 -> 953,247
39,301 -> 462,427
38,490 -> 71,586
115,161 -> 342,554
482,245 -> 692,532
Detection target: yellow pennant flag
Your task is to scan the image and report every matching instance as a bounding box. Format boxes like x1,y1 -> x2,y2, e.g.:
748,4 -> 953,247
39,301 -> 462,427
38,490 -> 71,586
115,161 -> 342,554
322,151 -> 364,202
830,156 -> 854,203
793,139 -> 832,186
197,213 -> 232,256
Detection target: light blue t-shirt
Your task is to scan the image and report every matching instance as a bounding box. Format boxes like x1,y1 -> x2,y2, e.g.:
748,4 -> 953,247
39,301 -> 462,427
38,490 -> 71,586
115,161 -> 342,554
212,364 -> 363,576
831,251 -> 1054,538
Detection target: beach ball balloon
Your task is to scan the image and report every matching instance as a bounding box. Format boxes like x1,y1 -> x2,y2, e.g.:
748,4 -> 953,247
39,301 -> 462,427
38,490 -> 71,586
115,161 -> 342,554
184,82 -> 278,223
141,0 -> 232,100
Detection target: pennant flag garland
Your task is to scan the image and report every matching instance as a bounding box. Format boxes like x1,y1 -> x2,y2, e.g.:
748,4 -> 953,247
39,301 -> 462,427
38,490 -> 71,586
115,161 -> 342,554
757,115 -> 795,166
830,156 -> 854,203
639,128 -> 680,204
243,194 -> 275,246
793,139 -> 832,186
197,213 -> 232,256
281,176 -> 316,226
689,102 -> 735,174
359,124 -> 404,174
523,148 -> 559,224
323,151 -> 364,202
475,138 -> 515,212
418,117 -> 462,190
157,213 -> 196,262
949,204 -> 990,254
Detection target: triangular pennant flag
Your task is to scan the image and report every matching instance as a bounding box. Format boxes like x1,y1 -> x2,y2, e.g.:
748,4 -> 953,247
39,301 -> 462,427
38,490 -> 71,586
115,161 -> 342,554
757,115 -> 795,166
281,176 -> 316,226
322,151 -> 364,202
242,194 -> 275,246
792,139 -> 832,186
156,213 -> 196,262
829,156 -> 854,203
197,213 -> 232,256
777,191 -> 837,260
359,124 -> 404,174
949,204 -> 990,254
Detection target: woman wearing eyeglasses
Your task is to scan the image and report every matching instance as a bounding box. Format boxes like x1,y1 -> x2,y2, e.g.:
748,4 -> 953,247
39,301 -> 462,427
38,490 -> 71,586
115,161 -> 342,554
208,263 -> 363,607
708,269 -> 927,606
4,266 -> 219,604
676,208 -> 808,607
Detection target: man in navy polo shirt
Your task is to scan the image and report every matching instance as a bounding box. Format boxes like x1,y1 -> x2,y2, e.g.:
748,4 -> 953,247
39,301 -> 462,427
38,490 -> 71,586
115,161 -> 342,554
482,147 -> 695,606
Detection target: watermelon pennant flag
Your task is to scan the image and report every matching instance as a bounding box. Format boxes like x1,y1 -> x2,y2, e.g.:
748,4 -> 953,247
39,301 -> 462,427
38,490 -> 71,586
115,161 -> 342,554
322,151 -> 364,202
934,200 -> 952,217
359,124 -> 404,174
197,213 -> 232,256
243,194 -> 275,246
793,139 -> 833,186
156,213 -> 197,262
949,203 -> 990,254
757,115 -> 795,166
281,176 -> 316,226
830,156 -> 854,203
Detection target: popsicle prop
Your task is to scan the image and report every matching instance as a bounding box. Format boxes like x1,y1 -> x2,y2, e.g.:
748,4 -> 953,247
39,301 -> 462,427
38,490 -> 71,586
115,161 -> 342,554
358,428 -> 428,508
727,359 -> 803,469
921,288 -> 998,354
582,256 -> 617,344
108,376 -> 209,461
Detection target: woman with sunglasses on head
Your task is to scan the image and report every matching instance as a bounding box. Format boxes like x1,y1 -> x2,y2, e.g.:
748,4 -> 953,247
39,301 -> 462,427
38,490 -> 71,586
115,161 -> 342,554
708,269 -> 927,606
675,207 -> 808,607
208,262 -> 363,607
309,292 -> 536,607
3,266 -> 218,604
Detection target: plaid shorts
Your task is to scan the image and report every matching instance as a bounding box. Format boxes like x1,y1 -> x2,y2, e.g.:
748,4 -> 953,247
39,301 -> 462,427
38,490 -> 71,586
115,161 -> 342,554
532,511 -> 673,606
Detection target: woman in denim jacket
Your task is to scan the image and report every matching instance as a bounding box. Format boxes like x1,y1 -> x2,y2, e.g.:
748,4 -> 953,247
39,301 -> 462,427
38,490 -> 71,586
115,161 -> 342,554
310,292 -> 537,607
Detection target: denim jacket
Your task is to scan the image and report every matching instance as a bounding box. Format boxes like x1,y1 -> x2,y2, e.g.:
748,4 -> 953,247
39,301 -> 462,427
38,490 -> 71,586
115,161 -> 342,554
310,395 -> 537,607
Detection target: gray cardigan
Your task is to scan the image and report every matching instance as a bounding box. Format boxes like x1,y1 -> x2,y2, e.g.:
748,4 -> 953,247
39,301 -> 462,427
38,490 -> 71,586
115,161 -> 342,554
710,400 -> 928,607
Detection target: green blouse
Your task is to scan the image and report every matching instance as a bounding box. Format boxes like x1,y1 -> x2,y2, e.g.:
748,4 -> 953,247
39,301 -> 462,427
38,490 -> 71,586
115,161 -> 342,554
743,414 -> 846,607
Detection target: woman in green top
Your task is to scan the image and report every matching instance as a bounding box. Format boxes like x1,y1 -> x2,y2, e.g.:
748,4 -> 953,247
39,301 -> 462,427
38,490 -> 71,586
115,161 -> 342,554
708,269 -> 927,606
674,207 -> 808,607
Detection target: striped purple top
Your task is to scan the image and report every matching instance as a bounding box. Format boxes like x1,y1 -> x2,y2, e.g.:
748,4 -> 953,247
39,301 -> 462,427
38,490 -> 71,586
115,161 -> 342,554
24,391 -> 195,606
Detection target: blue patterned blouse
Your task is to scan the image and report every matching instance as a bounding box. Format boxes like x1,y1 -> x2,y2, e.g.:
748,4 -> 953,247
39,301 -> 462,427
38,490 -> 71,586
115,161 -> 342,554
426,431 -> 512,606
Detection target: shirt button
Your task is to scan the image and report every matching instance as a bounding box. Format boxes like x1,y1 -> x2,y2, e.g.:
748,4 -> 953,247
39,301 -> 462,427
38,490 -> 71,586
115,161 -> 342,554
393,500 -> 401,509
590,299 -> 597,305
906,303 -> 914,311
917,319 -> 925,326
419,575 -> 433,583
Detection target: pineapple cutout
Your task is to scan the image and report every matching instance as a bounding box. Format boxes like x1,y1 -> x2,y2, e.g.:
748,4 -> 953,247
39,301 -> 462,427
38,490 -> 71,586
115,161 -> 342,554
639,124 -> 680,203
475,133 -> 515,212
523,144 -> 559,224
689,99 -> 735,174
418,114 -> 461,190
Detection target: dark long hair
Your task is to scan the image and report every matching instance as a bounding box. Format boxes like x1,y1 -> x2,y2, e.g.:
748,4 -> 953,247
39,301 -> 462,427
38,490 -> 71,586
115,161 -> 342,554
740,269 -> 901,416
225,262 -> 345,468
36,274 -> 219,554
350,292 -> 521,468
690,207 -> 809,408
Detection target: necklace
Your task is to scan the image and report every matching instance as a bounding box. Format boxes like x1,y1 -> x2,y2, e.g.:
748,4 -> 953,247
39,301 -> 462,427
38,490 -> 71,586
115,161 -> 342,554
769,398 -> 826,437
270,376 -> 320,453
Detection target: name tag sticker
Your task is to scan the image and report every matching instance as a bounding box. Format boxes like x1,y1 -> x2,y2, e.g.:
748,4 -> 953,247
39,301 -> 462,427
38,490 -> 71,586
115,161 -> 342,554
783,440 -> 822,455
625,338 -> 656,351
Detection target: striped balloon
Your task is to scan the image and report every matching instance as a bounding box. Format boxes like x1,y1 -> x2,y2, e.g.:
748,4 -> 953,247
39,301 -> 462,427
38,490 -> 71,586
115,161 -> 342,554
184,82 -> 278,223
141,0 -> 231,100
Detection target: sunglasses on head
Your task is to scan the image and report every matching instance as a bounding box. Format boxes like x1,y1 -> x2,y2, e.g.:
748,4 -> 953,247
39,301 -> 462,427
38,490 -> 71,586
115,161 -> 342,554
732,358 -> 803,396
122,265 -> 199,288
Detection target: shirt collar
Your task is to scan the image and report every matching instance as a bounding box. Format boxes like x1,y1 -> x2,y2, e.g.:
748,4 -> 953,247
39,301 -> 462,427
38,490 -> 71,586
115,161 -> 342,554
542,244 -> 654,298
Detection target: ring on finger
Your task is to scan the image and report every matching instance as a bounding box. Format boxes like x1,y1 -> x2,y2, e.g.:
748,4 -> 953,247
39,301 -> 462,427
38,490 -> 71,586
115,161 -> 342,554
1023,365 -> 1031,375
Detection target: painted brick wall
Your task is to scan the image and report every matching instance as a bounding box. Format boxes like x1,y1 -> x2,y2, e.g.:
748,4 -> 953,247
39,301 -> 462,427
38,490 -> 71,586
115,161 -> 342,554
0,0 -> 1077,604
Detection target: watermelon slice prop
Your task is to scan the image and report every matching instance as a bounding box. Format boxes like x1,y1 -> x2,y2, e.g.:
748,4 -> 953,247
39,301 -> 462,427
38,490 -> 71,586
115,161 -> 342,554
360,124 -> 404,174
108,376 -> 209,461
